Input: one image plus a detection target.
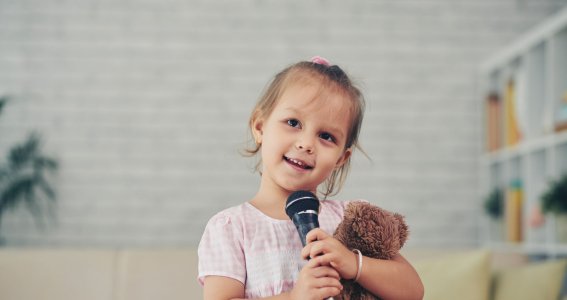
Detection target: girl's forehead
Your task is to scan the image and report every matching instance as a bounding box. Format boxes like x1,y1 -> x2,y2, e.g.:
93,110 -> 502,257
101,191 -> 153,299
277,82 -> 353,112
274,83 -> 354,136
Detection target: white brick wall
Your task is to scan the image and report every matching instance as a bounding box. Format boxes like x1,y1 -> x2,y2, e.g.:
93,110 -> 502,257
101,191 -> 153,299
0,0 -> 566,247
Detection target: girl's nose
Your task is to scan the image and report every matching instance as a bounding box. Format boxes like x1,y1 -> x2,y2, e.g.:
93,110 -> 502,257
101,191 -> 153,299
296,137 -> 314,153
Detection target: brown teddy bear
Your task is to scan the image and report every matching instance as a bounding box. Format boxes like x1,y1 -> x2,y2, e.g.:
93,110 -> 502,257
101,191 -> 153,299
333,201 -> 409,300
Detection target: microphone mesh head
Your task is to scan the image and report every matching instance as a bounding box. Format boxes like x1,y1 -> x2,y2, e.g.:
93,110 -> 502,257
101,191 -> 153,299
285,190 -> 320,219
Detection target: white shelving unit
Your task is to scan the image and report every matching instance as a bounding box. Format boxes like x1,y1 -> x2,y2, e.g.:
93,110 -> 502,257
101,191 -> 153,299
479,6 -> 567,257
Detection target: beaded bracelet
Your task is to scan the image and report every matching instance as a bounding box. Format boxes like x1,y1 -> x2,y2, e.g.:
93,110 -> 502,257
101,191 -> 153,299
352,249 -> 363,282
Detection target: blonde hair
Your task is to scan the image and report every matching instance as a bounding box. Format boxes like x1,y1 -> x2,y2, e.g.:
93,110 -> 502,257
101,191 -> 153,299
245,60 -> 365,197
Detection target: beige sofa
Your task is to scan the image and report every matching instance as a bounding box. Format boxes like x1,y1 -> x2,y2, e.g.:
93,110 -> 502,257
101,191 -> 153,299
0,248 -> 565,300
406,249 -> 566,300
0,249 -> 203,300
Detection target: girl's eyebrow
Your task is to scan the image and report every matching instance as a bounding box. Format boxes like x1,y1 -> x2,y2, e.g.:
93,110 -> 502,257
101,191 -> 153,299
283,107 -> 301,113
326,126 -> 345,141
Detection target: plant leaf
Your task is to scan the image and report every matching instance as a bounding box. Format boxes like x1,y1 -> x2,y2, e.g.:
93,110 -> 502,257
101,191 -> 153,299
34,156 -> 58,173
8,133 -> 40,171
37,177 -> 56,201
0,97 -> 7,116
0,103 -> 58,230
0,176 -> 34,212
24,186 -> 45,230
0,167 -> 9,183
541,174 -> 567,214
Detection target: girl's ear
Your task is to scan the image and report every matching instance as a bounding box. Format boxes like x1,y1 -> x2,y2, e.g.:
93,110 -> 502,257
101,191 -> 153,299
252,116 -> 264,145
335,148 -> 352,168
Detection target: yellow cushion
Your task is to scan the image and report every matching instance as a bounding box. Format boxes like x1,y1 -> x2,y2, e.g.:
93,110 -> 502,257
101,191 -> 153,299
493,259 -> 567,300
413,250 -> 491,300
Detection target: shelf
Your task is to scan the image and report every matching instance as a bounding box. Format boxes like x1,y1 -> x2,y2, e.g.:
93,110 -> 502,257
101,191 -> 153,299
481,129 -> 567,164
479,6 -> 567,258
480,7 -> 567,73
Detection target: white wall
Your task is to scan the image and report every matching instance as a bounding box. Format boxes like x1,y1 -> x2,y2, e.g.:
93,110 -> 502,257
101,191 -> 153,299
0,0 -> 565,248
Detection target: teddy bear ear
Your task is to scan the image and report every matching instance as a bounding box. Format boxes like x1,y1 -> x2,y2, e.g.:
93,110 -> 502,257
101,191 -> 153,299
394,213 -> 409,248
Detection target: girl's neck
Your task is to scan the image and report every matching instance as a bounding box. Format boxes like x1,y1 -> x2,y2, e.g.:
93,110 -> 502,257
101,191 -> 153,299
250,177 -> 321,220
249,186 -> 290,220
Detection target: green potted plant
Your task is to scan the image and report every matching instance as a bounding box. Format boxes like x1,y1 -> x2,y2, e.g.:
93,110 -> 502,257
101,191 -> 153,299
483,187 -> 504,241
0,97 -> 58,244
484,188 -> 504,219
541,173 -> 567,243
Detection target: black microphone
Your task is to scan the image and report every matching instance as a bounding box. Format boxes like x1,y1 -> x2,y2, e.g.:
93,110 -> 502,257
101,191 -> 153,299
286,191 -> 336,300
285,190 -> 320,247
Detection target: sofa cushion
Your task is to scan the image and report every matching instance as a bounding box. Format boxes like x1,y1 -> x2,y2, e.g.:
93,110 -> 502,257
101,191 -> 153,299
413,249 -> 491,300
115,249 -> 202,300
0,249 -> 116,300
492,258 -> 567,300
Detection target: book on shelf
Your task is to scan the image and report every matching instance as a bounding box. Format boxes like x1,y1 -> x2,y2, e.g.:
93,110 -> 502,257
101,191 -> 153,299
485,93 -> 502,151
505,179 -> 523,243
555,91 -> 567,132
504,79 -> 522,146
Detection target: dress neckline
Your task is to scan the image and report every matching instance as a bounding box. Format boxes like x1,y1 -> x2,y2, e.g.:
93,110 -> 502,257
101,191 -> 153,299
244,200 -> 327,224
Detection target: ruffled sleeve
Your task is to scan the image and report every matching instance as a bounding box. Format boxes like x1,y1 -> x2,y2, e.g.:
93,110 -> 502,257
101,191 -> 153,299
197,211 -> 246,286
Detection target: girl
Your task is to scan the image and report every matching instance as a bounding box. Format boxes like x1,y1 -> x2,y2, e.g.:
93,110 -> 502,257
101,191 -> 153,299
198,57 -> 424,300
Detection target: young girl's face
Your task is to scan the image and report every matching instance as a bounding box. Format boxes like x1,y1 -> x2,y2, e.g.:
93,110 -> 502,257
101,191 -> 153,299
253,81 -> 353,195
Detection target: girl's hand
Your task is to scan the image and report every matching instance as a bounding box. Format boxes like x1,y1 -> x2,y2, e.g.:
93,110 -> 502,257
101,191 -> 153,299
289,256 -> 342,300
301,228 -> 358,281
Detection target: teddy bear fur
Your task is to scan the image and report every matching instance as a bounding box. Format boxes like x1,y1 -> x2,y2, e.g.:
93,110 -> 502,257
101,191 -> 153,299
332,201 -> 409,300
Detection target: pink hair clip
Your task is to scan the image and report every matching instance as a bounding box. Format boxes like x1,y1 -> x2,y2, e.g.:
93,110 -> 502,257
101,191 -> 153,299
310,56 -> 331,66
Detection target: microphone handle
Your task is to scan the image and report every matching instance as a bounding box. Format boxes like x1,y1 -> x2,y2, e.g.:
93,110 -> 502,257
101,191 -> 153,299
291,213 -> 320,246
295,222 -> 319,246
291,212 -> 332,299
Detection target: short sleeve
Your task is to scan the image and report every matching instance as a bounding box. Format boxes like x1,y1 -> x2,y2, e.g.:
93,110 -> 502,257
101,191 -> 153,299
197,212 -> 246,286
320,199 -> 369,222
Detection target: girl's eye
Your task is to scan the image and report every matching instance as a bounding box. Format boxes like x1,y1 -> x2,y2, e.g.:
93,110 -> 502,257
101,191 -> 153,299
320,132 -> 336,143
287,119 -> 300,128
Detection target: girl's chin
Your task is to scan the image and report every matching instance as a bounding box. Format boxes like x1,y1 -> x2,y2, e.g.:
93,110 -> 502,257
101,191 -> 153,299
280,184 -> 317,195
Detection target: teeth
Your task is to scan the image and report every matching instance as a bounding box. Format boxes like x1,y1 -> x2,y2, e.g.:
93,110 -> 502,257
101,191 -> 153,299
291,159 -> 304,166
286,156 -> 308,168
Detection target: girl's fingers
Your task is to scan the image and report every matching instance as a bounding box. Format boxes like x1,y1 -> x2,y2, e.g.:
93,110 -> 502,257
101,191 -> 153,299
302,241 -> 325,260
311,265 -> 341,280
305,253 -> 334,269
304,260 -> 341,280
305,228 -> 329,244
314,276 -> 342,290
310,241 -> 327,258
316,287 -> 342,299
303,239 -> 338,260
311,252 -> 333,267
301,243 -> 312,260
297,263 -> 342,298
305,254 -> 324,267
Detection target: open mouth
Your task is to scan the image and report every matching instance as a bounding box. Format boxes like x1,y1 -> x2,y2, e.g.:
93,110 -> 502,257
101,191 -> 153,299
284,156 -> 314,170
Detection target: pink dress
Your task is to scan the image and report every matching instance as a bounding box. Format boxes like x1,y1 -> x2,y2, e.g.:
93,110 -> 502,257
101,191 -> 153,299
198,199 -> 354,298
